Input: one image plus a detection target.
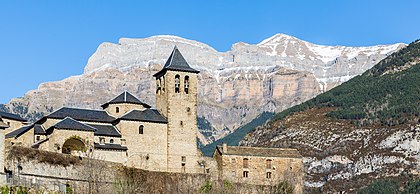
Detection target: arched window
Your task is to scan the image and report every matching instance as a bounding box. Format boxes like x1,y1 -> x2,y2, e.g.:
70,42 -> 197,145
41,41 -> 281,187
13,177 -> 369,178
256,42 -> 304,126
184,76 -> 189,94
243,158 -> 249,168
116,107 -> 120,113
175,75 -> 180,93
139,125 -> 144,134
110,139 -> 114,144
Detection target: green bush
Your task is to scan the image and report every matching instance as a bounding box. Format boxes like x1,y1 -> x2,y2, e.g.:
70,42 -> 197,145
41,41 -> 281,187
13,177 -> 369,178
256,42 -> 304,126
357,179 -> 399,194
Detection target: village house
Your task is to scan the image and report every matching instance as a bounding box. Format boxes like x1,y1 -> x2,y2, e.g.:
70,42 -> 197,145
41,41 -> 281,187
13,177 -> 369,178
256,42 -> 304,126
1,47 -> 303,189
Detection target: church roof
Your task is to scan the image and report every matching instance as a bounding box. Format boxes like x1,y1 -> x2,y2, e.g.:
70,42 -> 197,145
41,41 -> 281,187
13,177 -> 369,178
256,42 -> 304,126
50,117 -> 96,132
117,109 -> 167,124
0,111 -> 27,122
34,124 -> 46,135
88,124 -> 121,137
94,143 -> 128,151
0,119 -> 8,129
5,125 -> 33,138
101,91 -> 151,109
215,145 -> 302,158
153,46 -> 200,77
47,107 -> 115,123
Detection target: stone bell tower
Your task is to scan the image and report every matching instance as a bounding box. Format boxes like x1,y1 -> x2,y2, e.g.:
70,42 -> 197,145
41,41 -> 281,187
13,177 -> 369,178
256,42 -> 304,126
154,46 -> 200,173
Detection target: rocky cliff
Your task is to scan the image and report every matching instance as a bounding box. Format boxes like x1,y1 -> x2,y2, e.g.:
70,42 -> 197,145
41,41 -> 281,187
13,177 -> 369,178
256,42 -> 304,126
4,34 -> 405,144
240,40 -> 420,192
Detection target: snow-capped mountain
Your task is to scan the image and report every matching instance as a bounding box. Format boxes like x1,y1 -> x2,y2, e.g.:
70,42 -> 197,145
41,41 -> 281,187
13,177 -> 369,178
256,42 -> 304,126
5,34 -> 405,144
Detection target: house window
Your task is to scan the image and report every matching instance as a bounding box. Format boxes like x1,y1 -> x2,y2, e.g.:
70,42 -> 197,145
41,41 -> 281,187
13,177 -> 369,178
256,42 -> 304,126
184,76 -> 189,94
100,137 -> 105,144
266,172 -> 272,179
181,163 -> 186,173
139,125 -> 144,134
266,159 -> 272,169
181,156 -> 186,162
110,139 -> 114,144
156,78 -> 162,94
243,158 -> 249,168
116,107 -> 120,113
36,136 -> 40,141
175,75 -> 180,93
243,171 -> 249,178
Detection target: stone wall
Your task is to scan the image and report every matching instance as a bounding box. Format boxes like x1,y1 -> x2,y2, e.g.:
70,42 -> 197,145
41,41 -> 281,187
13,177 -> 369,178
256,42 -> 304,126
116,120 -> 168,171
2,146 -> 288,194
104,103 -> 147,118
2,118 -> 25,134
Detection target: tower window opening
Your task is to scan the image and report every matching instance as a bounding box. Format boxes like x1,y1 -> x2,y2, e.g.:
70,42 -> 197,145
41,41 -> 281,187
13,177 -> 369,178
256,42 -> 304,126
175,75 -> 180,93
110,139 -> 114,144
266,159 -> 272,169
139,125 -> 144,134
243,171 -> 249,178
243,158 -> 249,168
116,107 -> 120,113
184,76 -> 189,94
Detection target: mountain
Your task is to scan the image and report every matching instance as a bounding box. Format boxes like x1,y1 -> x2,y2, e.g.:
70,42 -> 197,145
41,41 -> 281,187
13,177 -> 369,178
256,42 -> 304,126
4,34 -> 405,144
241,40 -> 420,192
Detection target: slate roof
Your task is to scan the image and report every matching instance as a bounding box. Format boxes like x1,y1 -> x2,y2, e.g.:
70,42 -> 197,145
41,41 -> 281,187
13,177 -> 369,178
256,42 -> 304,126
47,107 -> 115,123
153,46 -> 200,77
88,124 -> 121,137
215,145 -> 302,158
0,111 -> 27,122
101,91 -> 151,109
117,109 -> 167,124
94,143 -> 128,151
0,119 -> 8,129
50,117 -> 96,132
34,124 -> 46,135
5,125 -> 33,139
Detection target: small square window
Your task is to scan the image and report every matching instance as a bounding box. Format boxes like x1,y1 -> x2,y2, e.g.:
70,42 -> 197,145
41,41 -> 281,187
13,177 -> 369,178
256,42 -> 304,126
36,136 -> 40,141
181,156 -> 186,162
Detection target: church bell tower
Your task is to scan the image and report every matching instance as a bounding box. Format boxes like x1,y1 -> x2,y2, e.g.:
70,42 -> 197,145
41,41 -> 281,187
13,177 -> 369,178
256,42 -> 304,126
154,46 -> 200,173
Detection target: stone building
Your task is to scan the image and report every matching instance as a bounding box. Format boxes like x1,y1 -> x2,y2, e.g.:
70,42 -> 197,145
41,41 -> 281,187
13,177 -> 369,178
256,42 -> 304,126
4,46 -> 203,173
3,47 -> 303,190
0,111 -> 27,184
213,144 -> 303,193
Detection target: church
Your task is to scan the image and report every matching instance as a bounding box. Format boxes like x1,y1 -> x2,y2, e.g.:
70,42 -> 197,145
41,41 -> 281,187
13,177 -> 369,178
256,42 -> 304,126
2,47 -> 303,189
4,46 -> 202,173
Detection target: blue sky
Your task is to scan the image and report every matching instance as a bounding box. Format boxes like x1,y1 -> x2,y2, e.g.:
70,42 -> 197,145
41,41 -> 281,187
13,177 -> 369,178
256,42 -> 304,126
0,0 -> 419,103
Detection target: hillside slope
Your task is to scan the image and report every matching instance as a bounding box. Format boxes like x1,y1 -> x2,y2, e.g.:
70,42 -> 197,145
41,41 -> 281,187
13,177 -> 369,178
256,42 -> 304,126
241,40 -> 420,192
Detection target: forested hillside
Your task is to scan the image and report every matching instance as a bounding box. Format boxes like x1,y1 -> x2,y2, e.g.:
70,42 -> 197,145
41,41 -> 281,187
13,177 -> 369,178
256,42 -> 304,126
271,40 -> 420,126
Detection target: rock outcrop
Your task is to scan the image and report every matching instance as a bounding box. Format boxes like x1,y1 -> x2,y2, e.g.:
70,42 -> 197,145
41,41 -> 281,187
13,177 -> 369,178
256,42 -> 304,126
4,34 -> 405,144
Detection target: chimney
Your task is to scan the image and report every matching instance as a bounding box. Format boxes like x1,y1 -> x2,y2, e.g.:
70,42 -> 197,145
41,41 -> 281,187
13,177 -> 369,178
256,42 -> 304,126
222,143 -> 227,153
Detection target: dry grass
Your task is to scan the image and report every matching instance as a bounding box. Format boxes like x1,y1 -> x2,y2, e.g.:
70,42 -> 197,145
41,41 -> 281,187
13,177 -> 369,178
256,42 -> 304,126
7,146 -> 81,167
